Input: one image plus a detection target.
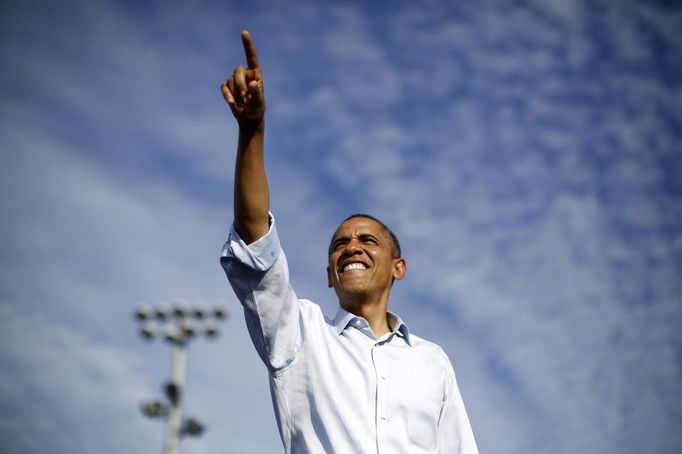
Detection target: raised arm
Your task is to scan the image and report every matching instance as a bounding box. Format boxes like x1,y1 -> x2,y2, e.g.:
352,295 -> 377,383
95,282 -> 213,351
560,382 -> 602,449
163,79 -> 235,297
221,31 -> 269,244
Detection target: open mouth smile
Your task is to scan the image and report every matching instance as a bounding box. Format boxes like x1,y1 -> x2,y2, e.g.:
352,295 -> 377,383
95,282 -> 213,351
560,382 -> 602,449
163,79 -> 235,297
341,262 -> 368,272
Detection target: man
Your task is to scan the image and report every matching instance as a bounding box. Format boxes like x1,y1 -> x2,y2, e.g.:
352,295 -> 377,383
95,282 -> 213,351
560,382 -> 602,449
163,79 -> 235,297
220,31 -> 478,454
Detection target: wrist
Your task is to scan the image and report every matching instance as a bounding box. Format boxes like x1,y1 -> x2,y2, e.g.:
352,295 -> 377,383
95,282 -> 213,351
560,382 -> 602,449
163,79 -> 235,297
238,117 -> 265,136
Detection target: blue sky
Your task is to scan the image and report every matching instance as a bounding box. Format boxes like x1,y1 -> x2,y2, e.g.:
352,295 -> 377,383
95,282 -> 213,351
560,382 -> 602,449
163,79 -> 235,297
1,0 -> 681,453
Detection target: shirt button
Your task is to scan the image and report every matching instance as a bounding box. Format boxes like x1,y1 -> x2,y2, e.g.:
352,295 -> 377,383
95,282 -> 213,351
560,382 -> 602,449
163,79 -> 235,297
381,373 -> 387,381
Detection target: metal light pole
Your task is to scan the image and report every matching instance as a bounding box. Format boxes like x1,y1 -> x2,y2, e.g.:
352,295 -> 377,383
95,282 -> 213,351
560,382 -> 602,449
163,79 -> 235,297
135,302 -> 228,454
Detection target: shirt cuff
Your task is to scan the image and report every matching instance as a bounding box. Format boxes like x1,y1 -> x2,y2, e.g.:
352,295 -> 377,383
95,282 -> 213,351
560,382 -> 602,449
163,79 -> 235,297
220,213 -> 281,271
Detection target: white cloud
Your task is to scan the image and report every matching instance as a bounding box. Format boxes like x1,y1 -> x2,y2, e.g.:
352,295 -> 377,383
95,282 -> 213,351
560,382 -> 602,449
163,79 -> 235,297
0,303 -> 160,453
0,94 -> 286,453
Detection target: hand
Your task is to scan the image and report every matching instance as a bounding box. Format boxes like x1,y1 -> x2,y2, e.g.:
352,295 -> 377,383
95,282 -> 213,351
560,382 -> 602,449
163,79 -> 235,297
221,31 -> 265,125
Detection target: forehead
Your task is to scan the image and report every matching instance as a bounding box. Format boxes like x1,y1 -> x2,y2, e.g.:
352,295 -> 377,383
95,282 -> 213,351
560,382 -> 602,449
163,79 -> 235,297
333,217 -> 387,239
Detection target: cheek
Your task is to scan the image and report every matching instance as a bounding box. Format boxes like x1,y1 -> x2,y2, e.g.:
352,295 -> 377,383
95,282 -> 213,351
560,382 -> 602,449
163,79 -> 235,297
367,249 -> 385,263
328,256 -> 341,277
366,248 -> 379,258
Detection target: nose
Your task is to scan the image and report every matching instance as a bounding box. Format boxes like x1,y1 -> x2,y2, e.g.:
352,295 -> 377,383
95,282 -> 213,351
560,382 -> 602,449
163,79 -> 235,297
343,238 -> 362,255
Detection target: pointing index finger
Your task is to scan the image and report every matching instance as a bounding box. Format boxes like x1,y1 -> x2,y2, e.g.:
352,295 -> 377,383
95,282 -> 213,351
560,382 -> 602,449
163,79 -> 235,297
241,30 -> 260,69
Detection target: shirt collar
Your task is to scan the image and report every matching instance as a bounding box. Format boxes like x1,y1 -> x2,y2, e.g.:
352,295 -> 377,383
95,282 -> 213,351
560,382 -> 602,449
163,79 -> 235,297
332,307 -> 412,346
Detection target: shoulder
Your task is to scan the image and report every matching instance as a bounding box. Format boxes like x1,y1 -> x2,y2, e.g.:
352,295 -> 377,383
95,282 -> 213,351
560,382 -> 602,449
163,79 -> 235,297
407,332 -> 455,372
298,298 -> 323,315
296,298 -> 330,327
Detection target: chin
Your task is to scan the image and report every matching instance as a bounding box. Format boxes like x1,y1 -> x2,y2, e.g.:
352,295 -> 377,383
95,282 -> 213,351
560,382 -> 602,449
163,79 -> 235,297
339,287 -> 372,300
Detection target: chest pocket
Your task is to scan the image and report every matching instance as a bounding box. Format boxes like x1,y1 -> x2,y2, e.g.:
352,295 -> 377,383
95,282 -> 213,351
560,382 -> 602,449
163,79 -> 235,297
400,359 -> 445,451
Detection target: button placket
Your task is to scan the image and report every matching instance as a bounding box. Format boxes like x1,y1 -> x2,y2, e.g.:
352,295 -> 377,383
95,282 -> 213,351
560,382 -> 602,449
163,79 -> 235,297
373,344 -> 390,424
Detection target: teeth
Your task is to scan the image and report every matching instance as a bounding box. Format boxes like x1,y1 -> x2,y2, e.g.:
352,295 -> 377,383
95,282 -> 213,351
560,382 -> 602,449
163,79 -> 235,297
343,263 -> 367,272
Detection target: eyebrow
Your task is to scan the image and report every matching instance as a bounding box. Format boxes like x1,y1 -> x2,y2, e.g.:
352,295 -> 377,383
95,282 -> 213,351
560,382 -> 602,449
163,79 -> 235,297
331,235 -> 349,246
331,233 -> 380,245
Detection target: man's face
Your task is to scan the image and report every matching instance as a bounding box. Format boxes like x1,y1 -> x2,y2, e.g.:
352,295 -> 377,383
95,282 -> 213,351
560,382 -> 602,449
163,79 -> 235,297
327,217 -> 406,303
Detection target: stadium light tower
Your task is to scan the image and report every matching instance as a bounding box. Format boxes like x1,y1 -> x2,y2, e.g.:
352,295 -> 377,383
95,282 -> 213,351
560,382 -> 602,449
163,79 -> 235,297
135,302 -> 228,454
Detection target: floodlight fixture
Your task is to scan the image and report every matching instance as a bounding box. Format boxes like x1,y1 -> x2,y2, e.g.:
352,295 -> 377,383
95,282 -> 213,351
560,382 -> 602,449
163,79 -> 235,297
140,322 -> 156,340
204,321 -> 219,338
134,300 -> 229,454
213,306 -> 227,320
135,305 -> 151,321
180,319 -> 196,338
141,400 -> 169,418
192,304 -> 207,319
173,301 -> 189,318
164,326 -> 183,345
165,381 -> 181,406
155,303 -> 171,321
181,418 -> 205,436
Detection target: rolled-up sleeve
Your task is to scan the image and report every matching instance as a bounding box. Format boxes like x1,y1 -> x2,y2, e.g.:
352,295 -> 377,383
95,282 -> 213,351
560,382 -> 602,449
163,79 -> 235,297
220,214 -> 302,371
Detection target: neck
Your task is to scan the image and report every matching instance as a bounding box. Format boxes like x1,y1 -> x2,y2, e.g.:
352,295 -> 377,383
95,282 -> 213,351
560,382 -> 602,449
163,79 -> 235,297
341,298 -> 391,338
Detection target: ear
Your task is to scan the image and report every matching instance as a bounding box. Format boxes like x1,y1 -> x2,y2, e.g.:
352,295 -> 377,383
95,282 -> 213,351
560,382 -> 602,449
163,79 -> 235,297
327,266 -> 332,288
392,258 -> 407,281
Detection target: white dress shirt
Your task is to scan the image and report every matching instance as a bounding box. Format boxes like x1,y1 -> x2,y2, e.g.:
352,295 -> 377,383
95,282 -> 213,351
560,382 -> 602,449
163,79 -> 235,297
220,216 -> 478,453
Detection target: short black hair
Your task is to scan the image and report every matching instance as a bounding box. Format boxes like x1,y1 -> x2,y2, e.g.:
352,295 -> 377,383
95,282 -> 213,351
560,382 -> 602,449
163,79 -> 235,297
328,213 -> 401,258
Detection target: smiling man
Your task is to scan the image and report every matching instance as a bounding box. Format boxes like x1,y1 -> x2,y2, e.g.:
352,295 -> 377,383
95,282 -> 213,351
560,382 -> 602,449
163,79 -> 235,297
220,31 -> 478,454
327,214 -> 406,338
